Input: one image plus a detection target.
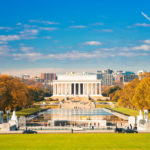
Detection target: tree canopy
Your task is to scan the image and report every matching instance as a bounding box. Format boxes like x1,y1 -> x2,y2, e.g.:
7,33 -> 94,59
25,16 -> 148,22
133,77 -> 150,110
0,75 -> 51,112
0,75 -> 32,112
112,77 -> 150,110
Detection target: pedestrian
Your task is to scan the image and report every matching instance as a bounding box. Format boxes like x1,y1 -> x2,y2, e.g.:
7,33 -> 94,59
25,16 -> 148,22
71,129 -> 73,133
130,124 -> 132,129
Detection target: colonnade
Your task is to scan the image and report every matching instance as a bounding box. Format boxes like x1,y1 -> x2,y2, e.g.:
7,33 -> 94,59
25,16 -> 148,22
53,81 -> 101,96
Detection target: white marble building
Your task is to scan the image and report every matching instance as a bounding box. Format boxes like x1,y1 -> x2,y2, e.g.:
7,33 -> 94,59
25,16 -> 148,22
53,72 -> 101,97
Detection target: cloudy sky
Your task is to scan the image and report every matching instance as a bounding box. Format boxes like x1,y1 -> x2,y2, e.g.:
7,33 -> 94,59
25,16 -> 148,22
0,0 -> 150,75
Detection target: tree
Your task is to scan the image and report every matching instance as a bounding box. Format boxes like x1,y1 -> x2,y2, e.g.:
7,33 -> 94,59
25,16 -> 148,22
111,90 -> 121,102
133,77 -> 150,110
0,75 -> 32,112
102,85 -> 121,98
28,86 -> 45,102
117,78 -> 140,109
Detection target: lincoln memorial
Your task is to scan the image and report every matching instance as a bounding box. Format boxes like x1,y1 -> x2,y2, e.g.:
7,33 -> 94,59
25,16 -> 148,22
53,72 -> 101,97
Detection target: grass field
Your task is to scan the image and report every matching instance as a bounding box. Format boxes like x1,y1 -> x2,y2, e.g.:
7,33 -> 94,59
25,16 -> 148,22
96,104 -> 150,117
0,133 -> 150,150
110,107 -> 139,116
16,107 -> 42,117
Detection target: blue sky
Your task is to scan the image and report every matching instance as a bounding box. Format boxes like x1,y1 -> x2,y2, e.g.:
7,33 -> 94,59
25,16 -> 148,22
0,0 -> 150,75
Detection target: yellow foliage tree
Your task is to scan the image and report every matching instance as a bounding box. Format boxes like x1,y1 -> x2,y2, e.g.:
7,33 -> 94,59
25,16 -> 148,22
133,77 -> 150,110
118,78 -> 140,109
0,75 -> 32,112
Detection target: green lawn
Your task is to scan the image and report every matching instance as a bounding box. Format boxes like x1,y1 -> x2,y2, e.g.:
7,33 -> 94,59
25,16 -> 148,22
0,134 -> 150,150
16,107 -> 42,117
96,105 -> 143,117
107,107 -> 150,117
109,107 -> 139,116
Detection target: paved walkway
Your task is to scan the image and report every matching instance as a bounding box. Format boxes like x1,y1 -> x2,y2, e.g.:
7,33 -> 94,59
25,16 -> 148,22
0,129 -> 115,134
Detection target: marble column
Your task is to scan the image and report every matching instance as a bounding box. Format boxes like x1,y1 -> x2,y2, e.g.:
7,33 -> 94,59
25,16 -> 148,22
83,83 -> 85,96
55,84 -> 56,95
99,83 -> 101,95
79,83 -> 80,95
60,83 -> 62,95
95,83 -> 97,95
59,83 -> 61,95
91,83 -> 93,95
55,84 -> 57,95
57,83 -> 59,95
87,83 -> 89,96
64,83 -> 66,95
74,83 -> 75,95
61,83 -> 63,95
70,83 -> 71,96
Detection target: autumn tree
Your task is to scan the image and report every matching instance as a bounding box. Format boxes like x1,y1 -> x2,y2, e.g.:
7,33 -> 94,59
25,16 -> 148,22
0,75 -> 32,112
133,77 -> 150,110
28,85 -> 45,102
111,90 -> 121,102
117,78 -> 140,109
102,85 -> 121,98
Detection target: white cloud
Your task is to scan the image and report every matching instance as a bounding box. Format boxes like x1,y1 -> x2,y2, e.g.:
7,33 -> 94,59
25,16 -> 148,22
141,12 -> 150,22
134,23 -> 150,27
20,29 -> 39,35
93,22 -> 104,26
12,48 -> 149,61
0,27 -> 12,30
119,52 -> 148,57
0,29 -> 38,43
46,51 -> 104,60
132,45 -> 150,51
20,46 -> 34,52
0,45 -> 10,55
13,52 -> 43,61
12,50 -> 105,61
83,41 -> 102,46
19,29 -> 39,40
143,40 -> 150,44
0,41 -> 8,44
41,36 -> 52,39
101,29 -> 113,32
16,22 -> 22,26
29,20 -> 59,25
69,25 -> 87,28
11,49 -> 134,61
0,35 -> 20,41
39,27 -> 58,31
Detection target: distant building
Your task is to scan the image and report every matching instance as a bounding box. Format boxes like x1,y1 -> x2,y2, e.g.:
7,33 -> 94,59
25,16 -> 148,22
137,70 -> 150,80
103,69 -> 113,74
22,74 -> 30,80
97,70 -> 113,86
97,71 -> 103,80
32,76 -> 40,81
102,74 -> 113,86
40,73 -> 57,81
115,74 -> 124,83
116,71 -> 137,84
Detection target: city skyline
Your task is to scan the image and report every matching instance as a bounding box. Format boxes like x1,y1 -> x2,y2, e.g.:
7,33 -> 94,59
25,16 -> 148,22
0,0 -> 150,74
